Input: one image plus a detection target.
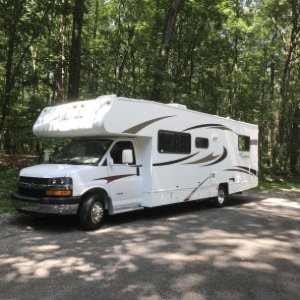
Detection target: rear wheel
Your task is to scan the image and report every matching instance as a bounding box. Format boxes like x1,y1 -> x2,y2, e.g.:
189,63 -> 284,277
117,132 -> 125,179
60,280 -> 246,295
213,186 -> 226,207
78,194 -> 105,230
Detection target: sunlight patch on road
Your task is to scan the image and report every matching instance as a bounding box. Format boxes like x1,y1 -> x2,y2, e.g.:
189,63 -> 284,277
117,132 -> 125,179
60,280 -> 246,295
261,198 -> 300,209
0,255 -> 104,282
172,273 -> 205,291
25,245 -> 60,252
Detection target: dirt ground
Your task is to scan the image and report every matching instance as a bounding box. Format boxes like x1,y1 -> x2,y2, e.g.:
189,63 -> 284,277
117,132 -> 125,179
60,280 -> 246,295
0,188 -> 299,299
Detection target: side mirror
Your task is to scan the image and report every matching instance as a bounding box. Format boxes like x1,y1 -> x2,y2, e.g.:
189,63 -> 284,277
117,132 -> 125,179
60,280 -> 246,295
44,149 -> 50,162
122,149 -> 133,164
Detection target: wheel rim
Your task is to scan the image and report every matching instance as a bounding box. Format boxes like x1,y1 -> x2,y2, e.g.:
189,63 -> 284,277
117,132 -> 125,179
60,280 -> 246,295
217,189 -> 225,204
91,202 -> 103,224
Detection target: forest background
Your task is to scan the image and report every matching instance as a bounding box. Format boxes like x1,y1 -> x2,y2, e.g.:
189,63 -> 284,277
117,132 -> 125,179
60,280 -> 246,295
0,0 -> 299,179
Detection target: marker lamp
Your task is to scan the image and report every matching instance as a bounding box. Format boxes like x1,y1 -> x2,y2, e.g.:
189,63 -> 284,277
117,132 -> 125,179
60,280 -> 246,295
45,190 -> 72,197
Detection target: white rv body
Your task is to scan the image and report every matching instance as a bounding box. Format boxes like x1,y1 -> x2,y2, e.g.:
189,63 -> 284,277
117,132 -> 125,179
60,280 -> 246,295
12,95 -> 258,226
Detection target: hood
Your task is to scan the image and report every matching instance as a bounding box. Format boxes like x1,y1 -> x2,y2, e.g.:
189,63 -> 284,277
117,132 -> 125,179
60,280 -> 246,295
19,163 -> 94,178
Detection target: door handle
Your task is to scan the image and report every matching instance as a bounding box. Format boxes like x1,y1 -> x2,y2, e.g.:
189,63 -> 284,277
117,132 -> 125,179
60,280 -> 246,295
136,166 -> 140,176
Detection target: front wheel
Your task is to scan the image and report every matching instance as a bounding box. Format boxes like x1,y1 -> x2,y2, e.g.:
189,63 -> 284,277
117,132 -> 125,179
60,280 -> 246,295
213,186 -> 226,207
78,194 -> 105,230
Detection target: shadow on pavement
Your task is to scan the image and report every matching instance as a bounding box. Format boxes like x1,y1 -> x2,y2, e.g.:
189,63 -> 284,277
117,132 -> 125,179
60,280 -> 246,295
0,189 -> 299,299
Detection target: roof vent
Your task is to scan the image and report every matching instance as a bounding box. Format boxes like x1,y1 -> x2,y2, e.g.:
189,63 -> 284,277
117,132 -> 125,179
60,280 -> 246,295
167,103 -> 187,109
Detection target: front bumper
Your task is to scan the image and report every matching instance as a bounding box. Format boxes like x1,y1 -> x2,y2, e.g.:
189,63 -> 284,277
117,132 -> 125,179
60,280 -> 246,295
11,192 -> 81,215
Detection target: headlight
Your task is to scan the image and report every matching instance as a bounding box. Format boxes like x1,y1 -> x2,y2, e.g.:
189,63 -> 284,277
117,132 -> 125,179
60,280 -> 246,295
48,177 -> 72,185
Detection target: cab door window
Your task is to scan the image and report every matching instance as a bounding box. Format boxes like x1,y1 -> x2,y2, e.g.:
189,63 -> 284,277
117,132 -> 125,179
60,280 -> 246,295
110,141 -> 136,165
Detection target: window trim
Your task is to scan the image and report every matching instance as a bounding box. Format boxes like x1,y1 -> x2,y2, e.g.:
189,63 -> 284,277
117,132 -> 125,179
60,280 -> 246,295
238,135 -> 250,152
109,140 -> 136,165
158,130 -> 191,154
195,137 -> 209,149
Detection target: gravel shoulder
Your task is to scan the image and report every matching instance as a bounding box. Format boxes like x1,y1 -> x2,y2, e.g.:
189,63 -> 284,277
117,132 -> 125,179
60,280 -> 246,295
0,188 -> 299,299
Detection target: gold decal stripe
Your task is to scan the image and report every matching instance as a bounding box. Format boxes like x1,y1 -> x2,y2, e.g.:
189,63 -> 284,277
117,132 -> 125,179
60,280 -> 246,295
123,116 -> 175,134
94,174 -> 136,183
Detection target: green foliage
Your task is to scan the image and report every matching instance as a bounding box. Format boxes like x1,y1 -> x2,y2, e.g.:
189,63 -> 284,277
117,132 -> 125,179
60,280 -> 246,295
258,181 -> 300,191
0,169 -> 18,214
0,0 -> 299,176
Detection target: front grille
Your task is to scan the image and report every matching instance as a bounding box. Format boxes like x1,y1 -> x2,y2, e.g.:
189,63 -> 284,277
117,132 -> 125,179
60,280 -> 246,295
18,187 -> 45,198
19,176 -> 49,185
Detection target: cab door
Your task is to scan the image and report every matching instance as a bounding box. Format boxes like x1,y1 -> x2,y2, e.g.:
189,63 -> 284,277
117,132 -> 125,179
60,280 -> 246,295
107,140 -> 142,211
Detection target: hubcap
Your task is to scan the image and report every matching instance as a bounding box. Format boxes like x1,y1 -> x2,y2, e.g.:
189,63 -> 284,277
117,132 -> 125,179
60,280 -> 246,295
218,189 -> 225,204
91,202 -> 103,224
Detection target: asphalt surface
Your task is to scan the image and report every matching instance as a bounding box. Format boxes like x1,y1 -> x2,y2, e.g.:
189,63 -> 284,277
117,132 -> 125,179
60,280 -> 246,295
0,189 -> 299,300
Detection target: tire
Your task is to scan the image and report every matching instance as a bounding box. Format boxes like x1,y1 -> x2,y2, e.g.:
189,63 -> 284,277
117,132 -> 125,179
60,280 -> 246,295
213,186 -> 226,208
78,194 -> 105,230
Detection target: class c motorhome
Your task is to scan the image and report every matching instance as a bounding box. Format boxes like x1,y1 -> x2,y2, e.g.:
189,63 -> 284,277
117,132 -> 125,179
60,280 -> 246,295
11,95 -> 258,230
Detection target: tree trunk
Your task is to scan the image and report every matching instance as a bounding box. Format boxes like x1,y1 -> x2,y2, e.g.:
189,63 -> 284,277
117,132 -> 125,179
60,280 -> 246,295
270,61 -> 278,168
30,45 -> 39,98
289,103 -> 300,175
275,0 -> 299,169
56,0 -> 68,102
117,25 -> 136,82
150,0 -> 185,102
88,0 -> 99,96
68,0 -> 85,101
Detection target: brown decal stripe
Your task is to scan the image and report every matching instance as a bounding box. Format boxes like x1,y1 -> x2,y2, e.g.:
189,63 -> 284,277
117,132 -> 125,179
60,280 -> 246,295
250,140 -> 258,145
153,152 -> 199,166
224,168 -> 256,176
203,146 -> 227,166
183,124 -> 235,133
184,152 -> 219,165
235,166 -> 257,176
183,123 -> 223,131
123,115 -> 175,134
183,176 -> 210,202
94,174 -> 136,183
207,126 -> 233,132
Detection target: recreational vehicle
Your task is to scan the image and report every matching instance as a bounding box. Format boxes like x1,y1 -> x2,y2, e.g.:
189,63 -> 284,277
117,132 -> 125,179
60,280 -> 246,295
11,95 -> 258,230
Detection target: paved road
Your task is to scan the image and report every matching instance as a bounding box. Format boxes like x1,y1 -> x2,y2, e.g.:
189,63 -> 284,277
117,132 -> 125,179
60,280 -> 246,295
0,189 -> 299,300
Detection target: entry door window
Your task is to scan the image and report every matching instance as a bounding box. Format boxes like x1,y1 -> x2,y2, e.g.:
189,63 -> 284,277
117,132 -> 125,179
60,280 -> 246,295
110,141 -> 136,165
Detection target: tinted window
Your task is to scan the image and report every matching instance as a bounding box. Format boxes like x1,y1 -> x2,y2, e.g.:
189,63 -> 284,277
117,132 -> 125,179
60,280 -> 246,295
195,137 -> 209,149
158,130 -> 191,154
110,141 -> 136,164
238,135 -> 250,151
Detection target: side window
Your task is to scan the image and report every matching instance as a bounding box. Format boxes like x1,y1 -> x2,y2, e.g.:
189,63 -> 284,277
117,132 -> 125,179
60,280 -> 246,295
195,137 -> 209,149
110,141 -> 136,164
158,130 -> 191,154
238,135 -> 250,151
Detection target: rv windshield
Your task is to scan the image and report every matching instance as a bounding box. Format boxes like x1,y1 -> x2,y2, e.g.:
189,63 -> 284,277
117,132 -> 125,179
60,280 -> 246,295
51,139 -> 112,165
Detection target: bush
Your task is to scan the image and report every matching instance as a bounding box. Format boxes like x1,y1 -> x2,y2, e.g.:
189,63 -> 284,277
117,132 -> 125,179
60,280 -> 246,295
0,168 -> 19,213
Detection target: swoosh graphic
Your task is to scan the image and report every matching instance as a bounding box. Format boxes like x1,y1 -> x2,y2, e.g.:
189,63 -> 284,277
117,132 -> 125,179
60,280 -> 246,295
207,126 -> 233,132
93,174 -> 136,183
123,115 -> 175,134
183,176 -> 210,201
235,166 -> 257,176
250,140 -> 258,145
153,152 -> 199,166
203,146 -> 227,166
183,123 -> 232,131
184,152 -> 219,165
223,168 -> 252,176
183,124 -> 237,134
183,123 -> 223,131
